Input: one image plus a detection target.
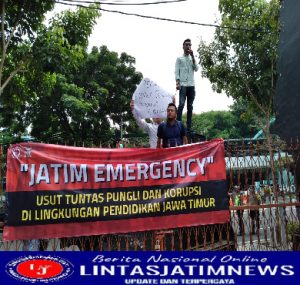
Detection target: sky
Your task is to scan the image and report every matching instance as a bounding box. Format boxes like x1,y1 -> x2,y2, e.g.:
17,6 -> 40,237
55,0 -> 233,114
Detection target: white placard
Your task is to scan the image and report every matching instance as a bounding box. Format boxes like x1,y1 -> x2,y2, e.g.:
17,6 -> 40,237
132,78 -> 173,118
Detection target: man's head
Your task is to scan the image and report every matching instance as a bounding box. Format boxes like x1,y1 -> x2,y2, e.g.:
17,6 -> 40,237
233,186 -> 240,193
167,102 -> 177,121
183,38 -> 192,54
249,186 -> 255,194
152,118 -> 162,124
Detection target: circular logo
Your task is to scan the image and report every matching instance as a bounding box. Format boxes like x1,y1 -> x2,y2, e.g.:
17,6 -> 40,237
6,255 -> 74,283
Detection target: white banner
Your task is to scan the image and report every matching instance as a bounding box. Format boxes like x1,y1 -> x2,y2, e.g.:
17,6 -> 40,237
132,78 -> 173,118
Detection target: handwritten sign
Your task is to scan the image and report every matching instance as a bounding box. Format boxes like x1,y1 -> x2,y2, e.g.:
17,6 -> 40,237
132,78 -> 173,118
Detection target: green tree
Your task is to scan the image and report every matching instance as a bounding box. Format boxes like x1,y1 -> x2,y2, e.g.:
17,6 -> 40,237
74,46 -> 142,144
198,0 -> 281,183
229,97 -> 261,138
0,0 -> 56,143
198,0 -> 280,134
28,44 -> 142,144
26,6 -> 102,144
0,0 -> 55,95
0,4 -> 101,142
191,111 -> 237,140
183,100 -> 259,140
2,5 -> 142,145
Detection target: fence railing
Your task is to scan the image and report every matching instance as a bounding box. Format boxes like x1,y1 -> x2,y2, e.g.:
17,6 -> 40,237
0,138 -> 300,251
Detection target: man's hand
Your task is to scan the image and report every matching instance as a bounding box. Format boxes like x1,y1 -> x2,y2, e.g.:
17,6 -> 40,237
189,49 -> 196,64
130,100 -> 134,110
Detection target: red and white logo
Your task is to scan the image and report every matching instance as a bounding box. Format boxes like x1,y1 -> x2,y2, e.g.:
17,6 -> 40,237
6,255 -> 74,283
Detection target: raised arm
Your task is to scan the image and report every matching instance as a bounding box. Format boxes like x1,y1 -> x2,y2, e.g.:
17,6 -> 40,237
130,100 -> 149,132
189,49 -> 199,72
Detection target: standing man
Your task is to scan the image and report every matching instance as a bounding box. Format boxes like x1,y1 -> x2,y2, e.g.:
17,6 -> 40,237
248,187 -> 260,235
233,186 -> 244,236
175,38 -> 199,133
130,100 -> 162,148
157,103 -> 188,148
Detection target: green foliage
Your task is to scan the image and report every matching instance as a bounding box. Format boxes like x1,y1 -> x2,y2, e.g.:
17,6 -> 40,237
288,221 -> 300,242
71,46 -> 142,144
32,27 -> 85,74
76,46 -> 142,125
0,0 -> 56,94
50,4 -> 100,48
190,105 -> 260,140
1,5 -> 142,145
1,0 -> 55,45
198,0 -> 280,117
191,111 -> 235,139
229,97 -> 261,137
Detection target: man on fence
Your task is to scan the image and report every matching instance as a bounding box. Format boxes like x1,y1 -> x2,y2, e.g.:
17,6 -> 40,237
233,186 -> 244,236
155,102 -> 187,249
249,187 -> 260,235
175,38 -> 199,134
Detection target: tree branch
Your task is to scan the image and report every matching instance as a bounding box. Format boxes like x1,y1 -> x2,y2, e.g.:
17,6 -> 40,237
242,75 -> 267,116
0,0 -> 25,92
0,0 -> 6,86
5,0 -> 24,51
268,61 -> 275,115
237,60 -> 268,116
0,64 -> 24,95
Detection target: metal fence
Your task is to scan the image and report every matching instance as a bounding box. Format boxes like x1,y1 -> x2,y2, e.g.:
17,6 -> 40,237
0,138 -> 299,251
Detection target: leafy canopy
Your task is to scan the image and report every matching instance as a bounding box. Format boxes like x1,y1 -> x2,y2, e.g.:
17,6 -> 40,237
198,0 -> 280,118
1,5 -> 143,145
0,0 -> 56,94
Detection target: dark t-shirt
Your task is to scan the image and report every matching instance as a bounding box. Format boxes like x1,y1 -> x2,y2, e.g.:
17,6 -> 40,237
157,120 -> 186,148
